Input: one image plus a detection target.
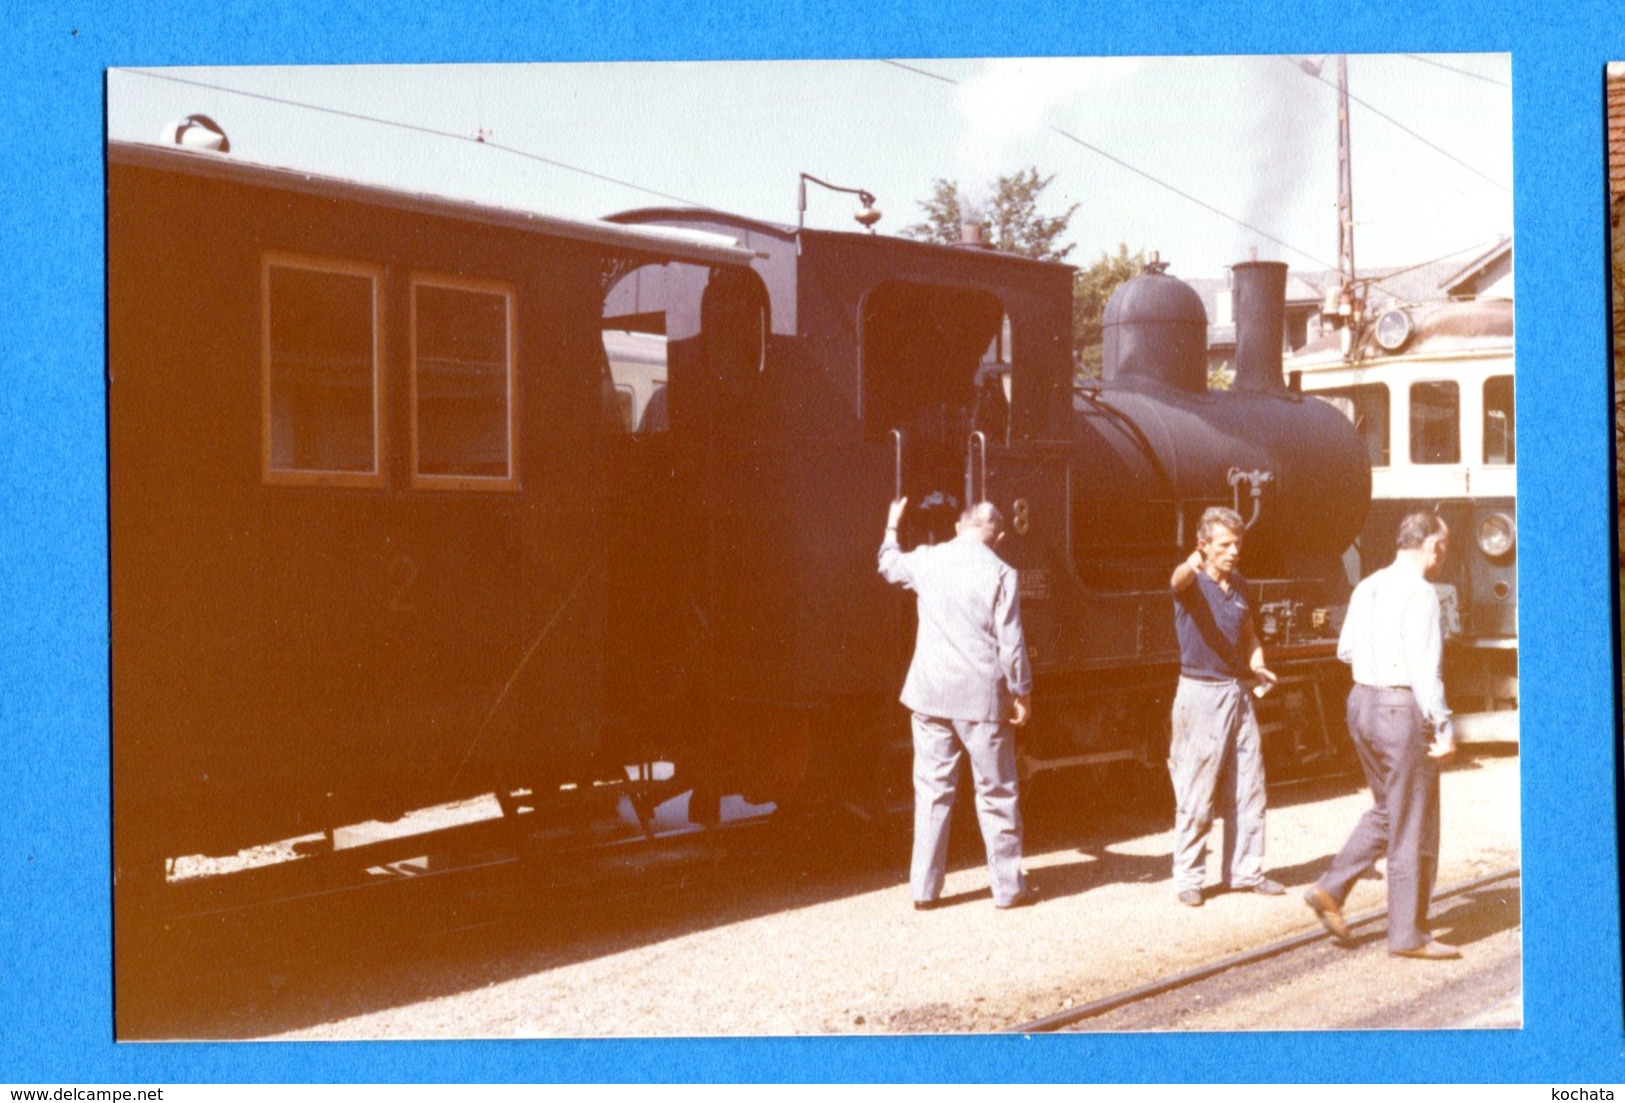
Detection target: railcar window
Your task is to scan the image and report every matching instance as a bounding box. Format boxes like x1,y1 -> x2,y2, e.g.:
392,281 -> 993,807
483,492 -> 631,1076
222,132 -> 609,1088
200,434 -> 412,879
612,384 -> 636,433
263,257 -> 383,485
411,277 -> 517,489
1313,383 -> 1390,467
1483,374 -> 1515,465
1410,380 -> 1461,464
602,329 -> 670,434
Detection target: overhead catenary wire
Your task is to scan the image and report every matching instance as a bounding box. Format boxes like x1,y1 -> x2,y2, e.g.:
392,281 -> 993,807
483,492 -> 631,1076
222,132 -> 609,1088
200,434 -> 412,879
879,59 -> 1337,270
119,67 -> 713,210
1361,237 -> 1507,299
1402,53 -> 1512,89
1284,56 -> 1511,194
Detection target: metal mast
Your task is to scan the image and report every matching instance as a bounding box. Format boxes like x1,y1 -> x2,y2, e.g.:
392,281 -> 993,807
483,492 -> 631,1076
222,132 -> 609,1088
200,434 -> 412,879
1336,55 -> 1358,315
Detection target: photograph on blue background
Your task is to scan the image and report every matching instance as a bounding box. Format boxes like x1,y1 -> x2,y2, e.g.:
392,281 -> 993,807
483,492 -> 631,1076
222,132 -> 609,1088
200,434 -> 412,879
105,55 -> 1518,1039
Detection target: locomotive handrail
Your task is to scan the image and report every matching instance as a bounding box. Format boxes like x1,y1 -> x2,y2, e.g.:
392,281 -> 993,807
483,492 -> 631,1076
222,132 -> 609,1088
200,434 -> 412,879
891,428 -> 904,501
966,431 -> 987,505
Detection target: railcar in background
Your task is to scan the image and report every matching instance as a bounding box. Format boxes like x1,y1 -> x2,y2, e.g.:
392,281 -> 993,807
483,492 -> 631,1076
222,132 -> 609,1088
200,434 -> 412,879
1293,298 -> 1517,740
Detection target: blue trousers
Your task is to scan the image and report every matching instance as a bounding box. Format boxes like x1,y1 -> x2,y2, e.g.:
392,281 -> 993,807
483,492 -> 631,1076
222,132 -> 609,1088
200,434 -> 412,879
1316,685 -> 1441,951
1168,676 -> 1268,893
910,713 -> 1026,907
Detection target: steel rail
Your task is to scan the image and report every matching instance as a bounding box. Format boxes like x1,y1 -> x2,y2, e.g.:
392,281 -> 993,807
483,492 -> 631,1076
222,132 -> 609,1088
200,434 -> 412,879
1008,865 -> 1520,1033
162,809 -> 782,925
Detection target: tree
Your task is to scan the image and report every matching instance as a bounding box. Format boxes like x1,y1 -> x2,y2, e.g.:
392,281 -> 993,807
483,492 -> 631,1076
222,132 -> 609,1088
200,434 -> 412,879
903,170 -> 1153,384
1072,244 -> 1146,381
902,168 -> 1078,262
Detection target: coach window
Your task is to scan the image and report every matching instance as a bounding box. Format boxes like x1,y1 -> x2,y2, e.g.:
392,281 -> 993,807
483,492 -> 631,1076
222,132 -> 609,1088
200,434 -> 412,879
263,256 -> 384,486
411,276 -> 518,489
1315,383 -> 1389,467
1483,374 -> 1515,465
1410,380 -> 1460,465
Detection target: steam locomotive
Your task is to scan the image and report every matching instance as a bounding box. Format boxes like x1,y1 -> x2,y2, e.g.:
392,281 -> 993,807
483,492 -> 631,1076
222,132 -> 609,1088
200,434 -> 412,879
108,139 -> 1370,885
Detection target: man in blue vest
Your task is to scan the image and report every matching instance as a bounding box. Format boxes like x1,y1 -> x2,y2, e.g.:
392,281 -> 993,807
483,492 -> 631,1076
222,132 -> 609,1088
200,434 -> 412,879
1168,506 -> 1284,906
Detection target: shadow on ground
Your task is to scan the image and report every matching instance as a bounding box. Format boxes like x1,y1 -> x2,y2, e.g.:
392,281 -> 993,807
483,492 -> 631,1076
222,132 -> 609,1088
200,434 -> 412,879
118,746 -> 1515,1039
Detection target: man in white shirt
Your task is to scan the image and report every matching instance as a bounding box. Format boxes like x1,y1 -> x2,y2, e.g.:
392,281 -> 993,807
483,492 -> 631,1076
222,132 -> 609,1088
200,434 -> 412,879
1305,511 -> 1460,959
878,497 -> 1035,910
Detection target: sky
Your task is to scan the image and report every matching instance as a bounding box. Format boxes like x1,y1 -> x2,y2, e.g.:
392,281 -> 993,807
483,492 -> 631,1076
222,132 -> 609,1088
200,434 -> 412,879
107,53 -> 1513,283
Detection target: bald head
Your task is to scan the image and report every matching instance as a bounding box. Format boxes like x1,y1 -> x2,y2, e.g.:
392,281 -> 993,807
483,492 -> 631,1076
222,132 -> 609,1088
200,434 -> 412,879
958,501 -> 1006,546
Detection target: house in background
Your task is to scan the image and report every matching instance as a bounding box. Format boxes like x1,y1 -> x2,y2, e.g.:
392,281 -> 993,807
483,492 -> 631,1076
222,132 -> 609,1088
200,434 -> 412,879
1182,238 -> 1513,380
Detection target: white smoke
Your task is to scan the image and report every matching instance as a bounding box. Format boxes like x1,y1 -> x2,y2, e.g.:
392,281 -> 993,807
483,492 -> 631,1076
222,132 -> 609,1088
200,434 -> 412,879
1232,56 -> 1326,264
953,56 -> 1144,206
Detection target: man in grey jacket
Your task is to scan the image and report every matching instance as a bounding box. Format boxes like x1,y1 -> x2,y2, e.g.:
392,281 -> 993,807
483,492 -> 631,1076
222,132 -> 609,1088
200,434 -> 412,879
879,497 -> 1035,911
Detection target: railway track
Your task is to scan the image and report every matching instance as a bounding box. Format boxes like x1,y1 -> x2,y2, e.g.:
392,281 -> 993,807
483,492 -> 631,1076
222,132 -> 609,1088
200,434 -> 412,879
118,799 -> 815,1038
119,752 -> 1515,1039
1010,866 -> 1522,1033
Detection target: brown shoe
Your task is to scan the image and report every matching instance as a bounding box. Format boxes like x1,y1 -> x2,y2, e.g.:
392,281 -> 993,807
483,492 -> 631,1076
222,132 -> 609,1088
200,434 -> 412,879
1389,940 -> 1462,960
1303,886 -> 1352,941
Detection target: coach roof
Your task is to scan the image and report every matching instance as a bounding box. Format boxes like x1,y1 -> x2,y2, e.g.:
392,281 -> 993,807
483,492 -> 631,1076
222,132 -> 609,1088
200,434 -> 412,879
108,140 -> 762,270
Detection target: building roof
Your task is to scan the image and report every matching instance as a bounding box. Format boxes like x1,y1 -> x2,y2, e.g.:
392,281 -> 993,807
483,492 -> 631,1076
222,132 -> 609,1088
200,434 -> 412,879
1439,238 -> 1512,296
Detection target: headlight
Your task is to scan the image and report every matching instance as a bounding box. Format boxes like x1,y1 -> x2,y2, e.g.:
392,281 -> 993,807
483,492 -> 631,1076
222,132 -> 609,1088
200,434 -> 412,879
1477,513 -> 1515,557
1374,308 -> 1414,353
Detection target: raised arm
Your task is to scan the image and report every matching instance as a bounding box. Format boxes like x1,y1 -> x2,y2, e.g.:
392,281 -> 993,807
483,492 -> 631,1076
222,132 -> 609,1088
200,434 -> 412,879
1170,548 -> 1203,592
878,497 -> 914,587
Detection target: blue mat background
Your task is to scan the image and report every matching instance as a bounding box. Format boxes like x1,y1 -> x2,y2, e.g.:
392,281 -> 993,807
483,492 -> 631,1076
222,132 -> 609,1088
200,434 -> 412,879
2,0 -> 1619,1083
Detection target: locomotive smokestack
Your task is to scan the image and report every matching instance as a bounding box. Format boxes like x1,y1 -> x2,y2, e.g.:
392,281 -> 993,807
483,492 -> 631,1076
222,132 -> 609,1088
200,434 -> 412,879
957,197 -> 991,248
1231,260 -> 1288,393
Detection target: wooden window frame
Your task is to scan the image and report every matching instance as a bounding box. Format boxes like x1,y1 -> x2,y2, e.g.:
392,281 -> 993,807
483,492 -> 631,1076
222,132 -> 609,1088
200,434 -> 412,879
409,272 -> 521,492
261,252 -> 386,489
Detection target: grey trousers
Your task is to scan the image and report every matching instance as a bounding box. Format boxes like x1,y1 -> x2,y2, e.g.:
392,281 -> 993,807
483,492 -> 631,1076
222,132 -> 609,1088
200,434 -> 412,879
910,713 -> 1026,907
1317,684 -> 1441,951
1168,676 -> 1268,893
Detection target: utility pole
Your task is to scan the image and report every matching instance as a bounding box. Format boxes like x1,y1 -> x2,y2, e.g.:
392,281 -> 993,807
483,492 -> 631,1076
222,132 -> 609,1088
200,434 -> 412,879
1336,55 -> 1358,321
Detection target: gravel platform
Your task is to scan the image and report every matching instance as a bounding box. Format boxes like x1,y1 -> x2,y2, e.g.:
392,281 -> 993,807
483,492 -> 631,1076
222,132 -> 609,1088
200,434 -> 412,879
251,749 -> 1519,1039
